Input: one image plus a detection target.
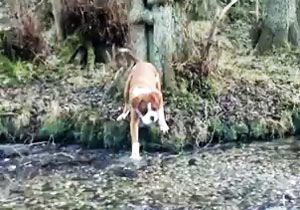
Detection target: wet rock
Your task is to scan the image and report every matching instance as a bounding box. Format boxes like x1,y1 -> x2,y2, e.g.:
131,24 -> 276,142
111,166 -> 137,179
188,158 -> 197,166
92,159 -> 113,170
0,145 -> 30,159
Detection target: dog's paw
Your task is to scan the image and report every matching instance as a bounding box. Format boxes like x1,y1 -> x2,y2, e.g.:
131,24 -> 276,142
117,113 -> 127,121
130,154 -> 142,161
160,123 -> 169,134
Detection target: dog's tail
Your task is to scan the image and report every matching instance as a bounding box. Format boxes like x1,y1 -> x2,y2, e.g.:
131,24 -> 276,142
117,48 -> 141,63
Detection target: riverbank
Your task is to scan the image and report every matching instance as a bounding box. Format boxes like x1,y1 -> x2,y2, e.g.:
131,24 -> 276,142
1,5 -> 300,151
1,46 -> 300,152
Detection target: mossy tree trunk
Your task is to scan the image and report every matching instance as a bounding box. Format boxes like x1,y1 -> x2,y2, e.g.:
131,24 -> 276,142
128,0 -> 185,90
256,0 -> 300,54
50,0 -> 64,41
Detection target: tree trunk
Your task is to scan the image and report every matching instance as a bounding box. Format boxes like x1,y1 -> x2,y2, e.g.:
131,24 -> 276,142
256,0 -> 300,54
128,0 -> 148,60
150,4 -> 185,89
50,0 -> 64,41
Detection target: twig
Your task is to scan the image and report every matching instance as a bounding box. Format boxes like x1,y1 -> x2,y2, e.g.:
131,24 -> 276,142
208,0 -> 239,42
29,141 -> 48,147
255,0 -> 259,23
55,152 -> 76,160
203,0 -> 238,59
0,113 -> 18,117
204,128 -> 215,149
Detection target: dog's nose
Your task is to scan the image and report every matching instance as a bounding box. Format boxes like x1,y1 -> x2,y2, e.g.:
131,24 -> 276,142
150,116 -> 154,121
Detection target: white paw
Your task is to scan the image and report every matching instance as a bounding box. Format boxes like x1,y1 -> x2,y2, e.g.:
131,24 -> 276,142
130,154 -> 142,160
117,112 -> 128,121
160,123 -> 169,134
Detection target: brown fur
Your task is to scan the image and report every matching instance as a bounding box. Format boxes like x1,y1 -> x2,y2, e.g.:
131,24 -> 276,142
117,52 -> 169,159
132,92 -> 162,113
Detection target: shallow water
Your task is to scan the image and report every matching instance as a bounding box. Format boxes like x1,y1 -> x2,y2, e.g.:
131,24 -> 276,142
0,138 -> 300,210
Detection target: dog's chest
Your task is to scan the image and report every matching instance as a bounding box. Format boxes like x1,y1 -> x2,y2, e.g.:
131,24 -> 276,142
131,87 -> 152,98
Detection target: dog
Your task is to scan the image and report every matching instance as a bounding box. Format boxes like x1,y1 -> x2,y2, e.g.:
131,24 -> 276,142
117,48 -> 169,160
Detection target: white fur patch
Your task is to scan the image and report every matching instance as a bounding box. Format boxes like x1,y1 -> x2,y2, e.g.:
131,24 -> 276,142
140,103 -> 159,125
117,110 -> 129,121
155,74 -> 160,83
130,142 -> 141,160
132,87 -> 152,98
158,108 -> 169,133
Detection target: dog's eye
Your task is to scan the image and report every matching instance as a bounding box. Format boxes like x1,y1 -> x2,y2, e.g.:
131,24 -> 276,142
138,101 -> 148,115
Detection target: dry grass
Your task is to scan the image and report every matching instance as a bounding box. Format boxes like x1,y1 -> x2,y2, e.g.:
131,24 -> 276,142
63,0 -> 129,47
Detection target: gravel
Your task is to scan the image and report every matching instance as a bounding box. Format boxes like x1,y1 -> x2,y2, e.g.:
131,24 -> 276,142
0,138 -> 299,209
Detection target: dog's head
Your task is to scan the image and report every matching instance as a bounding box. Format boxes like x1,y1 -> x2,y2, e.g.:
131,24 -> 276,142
132,92 -> 161,125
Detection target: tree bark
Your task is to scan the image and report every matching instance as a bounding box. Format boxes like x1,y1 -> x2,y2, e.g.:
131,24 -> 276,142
256,0 -> 300,54
149,3 -> 185,90
128,0 -> 148,60
50,0 -> 64,41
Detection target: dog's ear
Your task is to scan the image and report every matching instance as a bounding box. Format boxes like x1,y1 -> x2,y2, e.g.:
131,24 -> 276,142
132,96 -> 141,109
149,92 -> 161,110
133,96 -> 147,115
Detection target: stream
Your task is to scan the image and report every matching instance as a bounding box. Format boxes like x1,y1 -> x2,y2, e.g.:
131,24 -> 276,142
0,137 -> 300,210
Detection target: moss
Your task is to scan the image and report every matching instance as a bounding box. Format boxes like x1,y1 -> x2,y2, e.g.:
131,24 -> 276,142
57,32 -> 83,65
39,119 -> 72,141
249,119 -> 269,140
162,136 -> 185,153
87,43 -> 95,71
74,119 -> 102,148
0,118 -> 10,138
223,125 -> 238,142
102,121 -> 129,151
0,55 -> 36,86
292,110 -> 300,135
208,117 -> 225,141
232,123 -> 249,140
211,122 -> 249,143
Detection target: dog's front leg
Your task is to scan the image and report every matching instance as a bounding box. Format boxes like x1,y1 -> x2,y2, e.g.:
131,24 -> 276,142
158,107 -> 169,133
117,74 -> 132,121
117,103 -> 130,121
130,109 -> 141,160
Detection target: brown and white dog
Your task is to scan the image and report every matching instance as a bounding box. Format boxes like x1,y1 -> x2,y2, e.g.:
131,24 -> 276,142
117,48 -> 169,160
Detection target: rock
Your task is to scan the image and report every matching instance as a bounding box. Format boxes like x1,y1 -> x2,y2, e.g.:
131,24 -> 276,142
92,159 -> 113,170
188,158 -> 197,166
0,144 -> 30,159
111,166 -> 137,179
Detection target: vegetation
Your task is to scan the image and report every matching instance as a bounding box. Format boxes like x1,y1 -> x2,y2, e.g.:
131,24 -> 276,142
0,0 -> 300,152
